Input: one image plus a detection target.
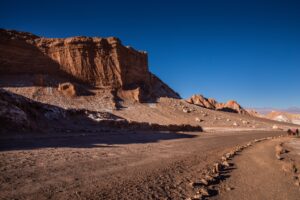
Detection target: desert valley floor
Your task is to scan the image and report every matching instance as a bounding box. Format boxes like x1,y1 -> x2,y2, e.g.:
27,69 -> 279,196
1,129 -> 300,200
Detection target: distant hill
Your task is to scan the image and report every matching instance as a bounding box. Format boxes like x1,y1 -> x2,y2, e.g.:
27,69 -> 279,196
265,111 -> 300,125
249,107 -> 300,115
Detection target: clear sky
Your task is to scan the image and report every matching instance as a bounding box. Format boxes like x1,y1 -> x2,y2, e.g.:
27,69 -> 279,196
1,0 -> 299,108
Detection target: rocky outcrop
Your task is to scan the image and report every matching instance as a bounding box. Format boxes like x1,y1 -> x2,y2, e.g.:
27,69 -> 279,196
0,29 -> 180,102
186,95 -> 216,109
187,94 -> 248,114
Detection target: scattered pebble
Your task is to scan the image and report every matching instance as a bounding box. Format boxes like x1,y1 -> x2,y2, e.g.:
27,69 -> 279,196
242,120 -> 249,124
195,117 -> 203,122
226,187 -> 233,191
233,122 -> 238,126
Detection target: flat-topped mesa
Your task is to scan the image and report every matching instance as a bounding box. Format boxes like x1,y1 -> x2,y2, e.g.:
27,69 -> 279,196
0,29 -> 180,101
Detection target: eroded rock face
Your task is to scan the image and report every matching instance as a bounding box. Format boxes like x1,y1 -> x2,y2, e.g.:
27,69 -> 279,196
186,95 -> 216,109
0,29 -> 180,102
187,94 -> 248,114
35,36 -> 149,89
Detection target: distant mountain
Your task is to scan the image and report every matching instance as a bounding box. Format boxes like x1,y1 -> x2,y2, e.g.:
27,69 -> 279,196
265,111 -> 300,125
250,107 -> 300,115
247,107 -> 300,125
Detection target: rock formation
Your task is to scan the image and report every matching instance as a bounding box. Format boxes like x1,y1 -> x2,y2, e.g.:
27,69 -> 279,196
0,29 -> 180,102
187,94 -> 248,114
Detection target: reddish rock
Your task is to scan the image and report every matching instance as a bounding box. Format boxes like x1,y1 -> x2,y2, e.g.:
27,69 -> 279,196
187,94 -> 248,115
186,95 -> 216,109
0,29 -> 180,102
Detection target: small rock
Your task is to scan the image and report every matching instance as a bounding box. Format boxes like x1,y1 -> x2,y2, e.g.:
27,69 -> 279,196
226,119 -> 231,122
198,187 -> 209,196
205,175 -> 215,181
195,117 -> 203,122
242,120 -> 249,124
226,187 -> 233,191
233,122 -> 238,126
192,194 -> 203,199
222,161 -> 230,167
214,163 -> 221,172
294,180 -> 300,186
272,125 -> 279,129
183,108 -> 190,113
200,178 -> 209,186
202,113 -> 208,117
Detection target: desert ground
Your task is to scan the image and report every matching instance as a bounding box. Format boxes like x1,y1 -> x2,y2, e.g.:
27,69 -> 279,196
1,129 -> 299,200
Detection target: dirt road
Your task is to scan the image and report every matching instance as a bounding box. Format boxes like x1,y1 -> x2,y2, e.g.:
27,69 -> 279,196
0,130 -> 284,200
213,137 -> 300,200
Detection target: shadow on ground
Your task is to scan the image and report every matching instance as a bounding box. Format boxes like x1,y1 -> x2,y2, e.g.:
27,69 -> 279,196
0,131 -> 198,151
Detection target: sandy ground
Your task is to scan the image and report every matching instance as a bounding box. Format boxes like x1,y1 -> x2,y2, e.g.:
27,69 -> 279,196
0,130 -> 284,200
212,137 -> 300,200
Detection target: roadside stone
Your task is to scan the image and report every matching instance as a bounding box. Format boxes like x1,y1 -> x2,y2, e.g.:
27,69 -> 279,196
192,194 -> 203,200
198,187 -> 209,196
276,154 -> 282,160
200,178 -> 209,186
205,174 -> 215,181
214,163 -> 221,173
222,161 -> 230,167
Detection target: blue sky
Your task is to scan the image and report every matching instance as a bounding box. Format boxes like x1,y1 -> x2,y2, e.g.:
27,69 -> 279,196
1,0 -> 300,108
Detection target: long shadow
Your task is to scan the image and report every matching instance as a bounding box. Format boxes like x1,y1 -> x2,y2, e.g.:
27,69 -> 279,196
0,89 -> 200,151
0,131 -> 196,151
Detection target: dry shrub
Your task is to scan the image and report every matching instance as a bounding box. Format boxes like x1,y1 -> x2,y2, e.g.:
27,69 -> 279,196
58,82 -> 77,97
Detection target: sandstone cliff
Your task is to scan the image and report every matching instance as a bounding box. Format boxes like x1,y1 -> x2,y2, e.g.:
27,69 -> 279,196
187,94 -> 248,114
0,29 -> 180,102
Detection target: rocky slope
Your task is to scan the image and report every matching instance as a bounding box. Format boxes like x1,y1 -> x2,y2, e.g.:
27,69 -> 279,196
186,94 -> 248,114
0,29 -> 179,102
